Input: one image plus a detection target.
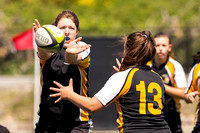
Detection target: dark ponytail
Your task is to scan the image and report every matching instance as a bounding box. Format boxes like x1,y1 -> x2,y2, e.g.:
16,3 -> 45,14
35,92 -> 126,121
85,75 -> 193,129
120,31 -> 156,71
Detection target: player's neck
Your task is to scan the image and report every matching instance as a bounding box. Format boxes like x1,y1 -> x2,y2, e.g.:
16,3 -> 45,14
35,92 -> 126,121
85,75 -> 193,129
154,57 -> 167,68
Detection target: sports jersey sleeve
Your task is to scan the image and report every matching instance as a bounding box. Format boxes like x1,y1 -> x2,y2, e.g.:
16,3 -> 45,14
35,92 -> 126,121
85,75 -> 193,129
185,64 -> 200,93
173,60 -> 187,88
77,41 -> 90,68
94,69 -> 131,106
78,41 -> 90,60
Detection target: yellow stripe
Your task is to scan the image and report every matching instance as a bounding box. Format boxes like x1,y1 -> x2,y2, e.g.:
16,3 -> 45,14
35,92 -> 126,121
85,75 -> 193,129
78,55 -> 90,67
189,63 -> 200,93
166,59 -> 183,112
146,61 -> 152,66
166,61 -> 175,86
188,63 -> 200,124
39,58 -> 48,86
116,68 -> 139,132
79,56 -> 90,121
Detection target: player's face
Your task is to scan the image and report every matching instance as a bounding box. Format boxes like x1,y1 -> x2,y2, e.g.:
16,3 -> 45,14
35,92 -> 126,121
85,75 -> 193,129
154,36 -> 172,62
57,18 -> 78,44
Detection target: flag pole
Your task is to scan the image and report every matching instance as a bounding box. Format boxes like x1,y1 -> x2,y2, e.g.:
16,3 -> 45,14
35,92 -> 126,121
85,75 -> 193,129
33,29 -> 40,129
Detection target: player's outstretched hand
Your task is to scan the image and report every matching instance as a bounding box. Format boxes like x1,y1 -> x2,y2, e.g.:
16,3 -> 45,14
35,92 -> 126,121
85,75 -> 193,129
33,19 -> 41,32
112,58 -> 123,72
63,37 -> 91,54
50,79 -> 74,103
185,91 -> 200,103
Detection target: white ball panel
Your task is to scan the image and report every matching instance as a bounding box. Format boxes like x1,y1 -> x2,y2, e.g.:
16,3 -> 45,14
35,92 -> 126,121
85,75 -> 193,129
35,27 -> 53,46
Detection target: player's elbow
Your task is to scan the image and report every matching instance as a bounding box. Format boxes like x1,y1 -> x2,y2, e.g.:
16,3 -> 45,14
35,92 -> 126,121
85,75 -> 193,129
87,106 -> 102,113
86,98 -> 104,113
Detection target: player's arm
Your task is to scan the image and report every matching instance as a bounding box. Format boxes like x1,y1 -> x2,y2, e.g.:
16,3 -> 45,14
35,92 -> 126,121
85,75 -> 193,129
164,84 -> 199,103
50,79 -> 104,113
33,19 -> 51,60
165,62 -> 200,102
164,84 -> 186,99
37,47 -> 52,60
64,37 -> 91,64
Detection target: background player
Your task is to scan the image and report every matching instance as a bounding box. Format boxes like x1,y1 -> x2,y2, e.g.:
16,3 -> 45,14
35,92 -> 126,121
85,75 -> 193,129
185,51 -> 200,133
147,32 -> 186,133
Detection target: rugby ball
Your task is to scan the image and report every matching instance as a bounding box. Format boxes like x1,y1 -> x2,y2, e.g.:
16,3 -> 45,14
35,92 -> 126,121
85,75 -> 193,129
35,24 -> 65,53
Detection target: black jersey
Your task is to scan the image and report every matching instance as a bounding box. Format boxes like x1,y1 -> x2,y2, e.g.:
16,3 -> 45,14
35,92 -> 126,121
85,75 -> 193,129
38,44 -> 91,128
95,65 -> 171,133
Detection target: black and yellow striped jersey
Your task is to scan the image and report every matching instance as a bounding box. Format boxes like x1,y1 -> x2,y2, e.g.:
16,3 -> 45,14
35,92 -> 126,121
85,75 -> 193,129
38,41 -> 91,124
95,65 -> 171,133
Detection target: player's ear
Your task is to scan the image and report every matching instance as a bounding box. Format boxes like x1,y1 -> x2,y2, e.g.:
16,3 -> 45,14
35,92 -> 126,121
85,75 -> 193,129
168,44 -> 172,52
76,28 -> 80,35
76,31 -> 79,35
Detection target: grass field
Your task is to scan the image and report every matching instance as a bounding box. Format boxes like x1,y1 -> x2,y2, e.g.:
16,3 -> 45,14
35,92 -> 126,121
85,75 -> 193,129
0,75 -> 197,133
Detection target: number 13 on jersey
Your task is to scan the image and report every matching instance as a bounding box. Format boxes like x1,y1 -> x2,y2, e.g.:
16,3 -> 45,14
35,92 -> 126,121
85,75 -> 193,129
136,81 -> 163,115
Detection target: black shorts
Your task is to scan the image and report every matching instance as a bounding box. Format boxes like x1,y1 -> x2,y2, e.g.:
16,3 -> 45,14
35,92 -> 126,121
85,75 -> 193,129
35,117 -> 93,133
164,111 -> 182,133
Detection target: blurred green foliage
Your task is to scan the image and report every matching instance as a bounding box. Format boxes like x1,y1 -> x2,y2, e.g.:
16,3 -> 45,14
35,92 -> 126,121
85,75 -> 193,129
1,0 -> 199,36
0,0 -> 199,74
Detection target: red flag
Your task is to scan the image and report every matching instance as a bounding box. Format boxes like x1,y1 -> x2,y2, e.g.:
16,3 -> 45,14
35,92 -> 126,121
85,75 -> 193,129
12,29 -> 34,50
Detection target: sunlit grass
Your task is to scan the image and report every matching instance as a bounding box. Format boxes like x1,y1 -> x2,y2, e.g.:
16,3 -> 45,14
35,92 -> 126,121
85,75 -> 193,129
0,88 -> 33,121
